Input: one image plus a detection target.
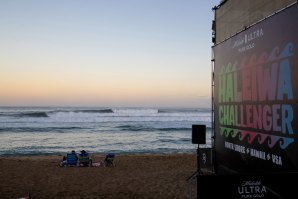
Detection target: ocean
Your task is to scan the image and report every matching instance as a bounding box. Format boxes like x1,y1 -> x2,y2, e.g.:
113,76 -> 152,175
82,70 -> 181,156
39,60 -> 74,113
0,107 -> 212,156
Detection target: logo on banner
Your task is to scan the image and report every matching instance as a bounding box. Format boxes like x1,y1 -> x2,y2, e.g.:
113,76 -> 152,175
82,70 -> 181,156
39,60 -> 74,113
237,181 -> 267,198
232,28 -> 264,52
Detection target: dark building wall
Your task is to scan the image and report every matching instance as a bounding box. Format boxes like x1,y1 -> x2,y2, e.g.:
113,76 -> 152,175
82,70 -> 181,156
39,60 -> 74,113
214,0 -> 297,44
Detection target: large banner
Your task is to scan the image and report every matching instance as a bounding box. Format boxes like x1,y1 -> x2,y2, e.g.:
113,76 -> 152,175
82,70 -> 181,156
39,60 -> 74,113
214,3 -> 298,173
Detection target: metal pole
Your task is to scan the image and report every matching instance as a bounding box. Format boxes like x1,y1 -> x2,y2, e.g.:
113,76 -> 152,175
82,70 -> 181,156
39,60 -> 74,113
197,145 -> 202,174
197,145 -> 201,199
197,146 -> 200,172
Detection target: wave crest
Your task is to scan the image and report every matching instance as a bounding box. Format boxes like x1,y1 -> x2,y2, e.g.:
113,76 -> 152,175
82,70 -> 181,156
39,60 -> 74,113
72,109 -> 114,113
19,112 -> 48,118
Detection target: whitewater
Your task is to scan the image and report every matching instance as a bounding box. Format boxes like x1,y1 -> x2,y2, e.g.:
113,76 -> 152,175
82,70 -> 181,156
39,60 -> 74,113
0,107 -> 212,156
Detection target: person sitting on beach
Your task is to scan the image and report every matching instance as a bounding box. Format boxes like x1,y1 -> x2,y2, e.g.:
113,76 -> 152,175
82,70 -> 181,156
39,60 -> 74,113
104,153 -> 115,167
71,150 -> 79,161
59,155 -> 67,167
78,150 -> 92,167
60,150 -> 78,167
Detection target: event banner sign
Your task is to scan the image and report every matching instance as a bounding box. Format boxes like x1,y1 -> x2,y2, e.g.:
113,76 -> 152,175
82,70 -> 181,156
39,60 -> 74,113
214,4 -> 298,173
197,173 -> 298,199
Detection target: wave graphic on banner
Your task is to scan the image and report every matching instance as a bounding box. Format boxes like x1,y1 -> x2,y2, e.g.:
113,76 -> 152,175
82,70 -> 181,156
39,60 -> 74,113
220,127 -> 295,149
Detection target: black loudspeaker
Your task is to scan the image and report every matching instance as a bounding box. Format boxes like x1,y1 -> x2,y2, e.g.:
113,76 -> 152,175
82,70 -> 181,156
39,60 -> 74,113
192,125 -> 206,144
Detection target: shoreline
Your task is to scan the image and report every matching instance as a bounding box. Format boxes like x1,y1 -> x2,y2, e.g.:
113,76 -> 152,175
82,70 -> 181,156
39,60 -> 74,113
0,153 -> 197,199
0,150 -> 197,156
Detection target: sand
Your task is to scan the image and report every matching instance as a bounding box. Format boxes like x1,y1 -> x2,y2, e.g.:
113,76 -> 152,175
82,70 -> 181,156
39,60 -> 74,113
0,154 -> 197,199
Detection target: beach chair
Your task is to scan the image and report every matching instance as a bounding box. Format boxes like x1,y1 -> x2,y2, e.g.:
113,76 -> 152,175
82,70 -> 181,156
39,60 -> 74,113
66,153 -> 78,166
78,150 -> 92,167
104,153 -> 115,167
17,192 -> 31,199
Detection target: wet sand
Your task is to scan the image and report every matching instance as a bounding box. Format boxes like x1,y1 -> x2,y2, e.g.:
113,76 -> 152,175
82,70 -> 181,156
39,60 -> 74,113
0,154 -> 197,199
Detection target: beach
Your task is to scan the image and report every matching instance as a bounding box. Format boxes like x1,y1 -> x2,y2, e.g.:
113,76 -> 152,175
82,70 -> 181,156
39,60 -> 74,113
0,154 -> 197,199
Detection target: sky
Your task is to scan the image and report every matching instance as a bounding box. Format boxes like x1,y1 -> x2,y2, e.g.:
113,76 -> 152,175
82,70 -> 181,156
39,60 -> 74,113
0,0 -> 220,108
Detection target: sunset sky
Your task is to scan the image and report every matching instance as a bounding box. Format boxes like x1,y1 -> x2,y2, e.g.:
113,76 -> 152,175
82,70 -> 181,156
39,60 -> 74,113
0,0 -> 220,108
